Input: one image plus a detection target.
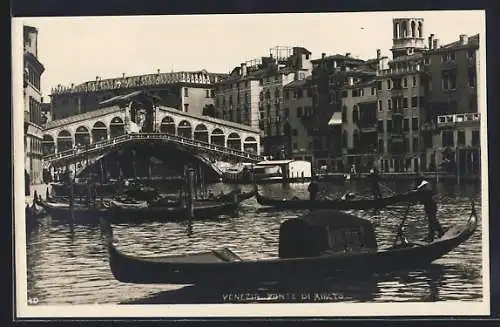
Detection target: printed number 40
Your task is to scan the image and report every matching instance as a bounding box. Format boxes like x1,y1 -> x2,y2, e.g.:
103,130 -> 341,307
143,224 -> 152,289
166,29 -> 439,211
28,297 -> 39,305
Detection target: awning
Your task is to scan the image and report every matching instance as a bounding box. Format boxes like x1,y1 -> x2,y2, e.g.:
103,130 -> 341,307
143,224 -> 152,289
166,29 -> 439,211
328,112 -> 343,126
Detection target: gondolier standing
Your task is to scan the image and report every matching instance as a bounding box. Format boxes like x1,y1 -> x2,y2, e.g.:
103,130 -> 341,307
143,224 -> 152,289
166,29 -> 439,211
308,176 -> 320,201
368,168 -> 382,199
413,176 -> 444,242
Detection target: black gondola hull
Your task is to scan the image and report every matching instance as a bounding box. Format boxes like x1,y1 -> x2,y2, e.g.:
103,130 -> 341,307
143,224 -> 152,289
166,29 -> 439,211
106,212 -> 477,286
255,190 -> 420,210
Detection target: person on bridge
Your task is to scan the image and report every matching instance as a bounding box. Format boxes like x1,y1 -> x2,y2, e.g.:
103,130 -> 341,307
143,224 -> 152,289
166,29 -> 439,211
307,176 -> 320,201
412,176 -> 444,242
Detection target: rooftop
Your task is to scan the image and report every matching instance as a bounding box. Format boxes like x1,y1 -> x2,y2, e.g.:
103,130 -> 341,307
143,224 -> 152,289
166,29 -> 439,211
44,105 -> 122,130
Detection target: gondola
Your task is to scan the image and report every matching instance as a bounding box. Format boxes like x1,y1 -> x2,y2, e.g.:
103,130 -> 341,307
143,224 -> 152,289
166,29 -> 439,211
255,187 -> 421,210
104,203 -> 477,286
37,198 -> 240,224
200,187 -> 257,203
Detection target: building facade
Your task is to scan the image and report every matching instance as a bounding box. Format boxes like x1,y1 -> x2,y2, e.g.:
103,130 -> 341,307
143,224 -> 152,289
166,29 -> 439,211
49,70 -> 227,120
213,46 -> 313,157
24,25 -> 45,185
336,17 -> 480,175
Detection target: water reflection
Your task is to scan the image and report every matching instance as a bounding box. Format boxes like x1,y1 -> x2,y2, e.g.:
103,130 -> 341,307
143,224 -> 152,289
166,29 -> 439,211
25,180 -> 483,304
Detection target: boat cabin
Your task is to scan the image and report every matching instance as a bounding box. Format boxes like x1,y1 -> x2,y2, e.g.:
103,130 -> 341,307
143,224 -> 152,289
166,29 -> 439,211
278,210 -> 377,259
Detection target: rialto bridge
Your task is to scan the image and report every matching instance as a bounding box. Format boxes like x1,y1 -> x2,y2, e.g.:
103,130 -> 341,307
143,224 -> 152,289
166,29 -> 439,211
41,91 -> 262,178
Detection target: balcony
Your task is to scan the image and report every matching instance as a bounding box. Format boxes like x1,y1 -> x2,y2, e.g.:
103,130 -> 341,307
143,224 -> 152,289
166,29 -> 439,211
377,64 -> 423,77
391,132 -> 404,142
359,122 -> 378,133
437,112 -> 480,127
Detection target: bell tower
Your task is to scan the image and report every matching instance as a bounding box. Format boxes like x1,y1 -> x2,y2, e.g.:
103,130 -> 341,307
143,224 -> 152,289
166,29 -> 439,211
391,18 -> 426,59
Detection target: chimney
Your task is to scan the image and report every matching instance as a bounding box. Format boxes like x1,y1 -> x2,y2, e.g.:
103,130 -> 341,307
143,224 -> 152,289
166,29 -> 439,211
376,49 -> 381,60
428,34 -> 435,49
122,73 -> 125,78
322,53 -> 326,59
433,39 -> 440,49
240,63 -> 247,77
460,34 -> 468,45
345,52 -> 351,57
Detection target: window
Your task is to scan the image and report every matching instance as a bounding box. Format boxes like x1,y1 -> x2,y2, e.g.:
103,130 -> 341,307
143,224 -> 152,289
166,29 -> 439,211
377,81 -> 382,91
468,68 -> 476,88
292,129 -> 298,137
403,98 -> 408,109
412,117 -> 418,131
442,70 -> 457,90
297,107 -> 303,117
387,120 -> 393,133
297,90 -> 303,98
377,120 -> 384,133
386,80 -> 391,89
371,87 -> 376,96
184,103 -> 189,112
412,137 -> 419,152
424,57 -> 430,65
411,96 -> 418,108
359,88 -> 364,96
284,91 -> 290,100
206,90 -> 210,98
412,76 -> 417,87
472,130 -> 480,146
403,118 -> 409,131
210,90 -> 215,98
388,99 -> 392,110
293,143 -> 298,150
378,100 -> 383,112
457,131 -> 465,145
342,91 -> 348,98
403,77 -> 408,88
442,131 -> 454,147
184,87 -> 189,97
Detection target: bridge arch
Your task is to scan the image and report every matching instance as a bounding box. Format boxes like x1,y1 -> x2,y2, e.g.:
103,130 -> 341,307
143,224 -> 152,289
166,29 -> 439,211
243,136 -> 258,153
160,116 -> 176,134
75,126 -> 91,146
92,121 -> 108,143
227,132 -> 242,151
211,128 -> 225,147
194,124 -> 209,143
177,120 -> 192,139
57,130 -> 73,152
110,116 -> 125,138
42,134 -> 55,155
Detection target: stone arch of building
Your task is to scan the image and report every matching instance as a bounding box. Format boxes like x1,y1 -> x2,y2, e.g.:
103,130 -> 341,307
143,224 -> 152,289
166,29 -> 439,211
177,120 -> 193,139
92,121 -> 108,143
75,125 -> 91,146
42,134 -> 56,155
110,116 -> 125,138
211,128 -> 225,147
57,129 -> 73,152
227,132 -> 242,151
194,123 -> 209,143
243,136 -> 258,153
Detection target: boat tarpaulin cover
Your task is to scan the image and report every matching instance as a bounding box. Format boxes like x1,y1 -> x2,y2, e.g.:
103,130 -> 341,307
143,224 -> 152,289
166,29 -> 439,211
328,112 -> 342,126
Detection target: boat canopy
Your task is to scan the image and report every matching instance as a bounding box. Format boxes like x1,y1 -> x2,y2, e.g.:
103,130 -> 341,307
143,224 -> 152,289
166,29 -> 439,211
278,210 -> 377,259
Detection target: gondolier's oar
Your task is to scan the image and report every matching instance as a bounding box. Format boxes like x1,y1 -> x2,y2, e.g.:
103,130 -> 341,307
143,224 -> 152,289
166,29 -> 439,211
393,202 -> 412,246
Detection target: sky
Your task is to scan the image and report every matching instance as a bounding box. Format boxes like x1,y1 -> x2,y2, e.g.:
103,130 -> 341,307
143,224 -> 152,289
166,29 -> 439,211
14,10 -> 485,100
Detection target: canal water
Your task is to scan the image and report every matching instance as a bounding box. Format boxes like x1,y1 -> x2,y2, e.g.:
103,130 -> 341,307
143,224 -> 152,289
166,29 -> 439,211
25,179 -> 483,305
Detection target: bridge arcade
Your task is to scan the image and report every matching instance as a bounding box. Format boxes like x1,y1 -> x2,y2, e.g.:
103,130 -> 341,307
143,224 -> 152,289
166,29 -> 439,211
42,104 -> 261,157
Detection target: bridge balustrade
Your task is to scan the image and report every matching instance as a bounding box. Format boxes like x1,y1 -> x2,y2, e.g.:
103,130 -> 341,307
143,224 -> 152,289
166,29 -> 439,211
43,132 -> 263,166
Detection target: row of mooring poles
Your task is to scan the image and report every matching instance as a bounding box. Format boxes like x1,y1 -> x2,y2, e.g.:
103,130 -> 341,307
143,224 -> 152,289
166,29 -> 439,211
185,167 -> 196,235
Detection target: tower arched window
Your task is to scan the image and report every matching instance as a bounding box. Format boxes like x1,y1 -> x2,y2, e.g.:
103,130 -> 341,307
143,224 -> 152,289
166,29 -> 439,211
411,21 -> 416,37
418,21 -> 423,38
402,21 -> 408,38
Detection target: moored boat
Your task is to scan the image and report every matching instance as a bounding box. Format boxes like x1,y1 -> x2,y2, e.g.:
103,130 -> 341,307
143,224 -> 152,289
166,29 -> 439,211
255,187 -> 421,211
104,203 -> 477,286
37,198 -> 241,224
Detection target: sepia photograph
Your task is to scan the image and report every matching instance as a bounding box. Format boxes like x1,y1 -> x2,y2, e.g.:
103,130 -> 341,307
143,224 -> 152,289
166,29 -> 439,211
12,10 -> 489,318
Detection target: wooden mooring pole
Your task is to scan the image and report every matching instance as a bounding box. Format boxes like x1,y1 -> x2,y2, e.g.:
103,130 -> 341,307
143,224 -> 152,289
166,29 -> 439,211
186,168 -> 196,233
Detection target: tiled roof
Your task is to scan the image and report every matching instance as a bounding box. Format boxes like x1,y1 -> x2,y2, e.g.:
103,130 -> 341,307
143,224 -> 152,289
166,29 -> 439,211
311,54 -> 365,63
283,76 -> 313,89
440,34 -> 480,49
44,106 -> 122,130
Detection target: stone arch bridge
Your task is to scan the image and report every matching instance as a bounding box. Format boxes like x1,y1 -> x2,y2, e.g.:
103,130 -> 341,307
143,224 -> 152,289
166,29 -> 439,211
42,92 -> 262,177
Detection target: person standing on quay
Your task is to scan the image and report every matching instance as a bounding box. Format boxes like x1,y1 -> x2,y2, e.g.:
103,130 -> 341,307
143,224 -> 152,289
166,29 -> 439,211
308,176 -> 320,201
